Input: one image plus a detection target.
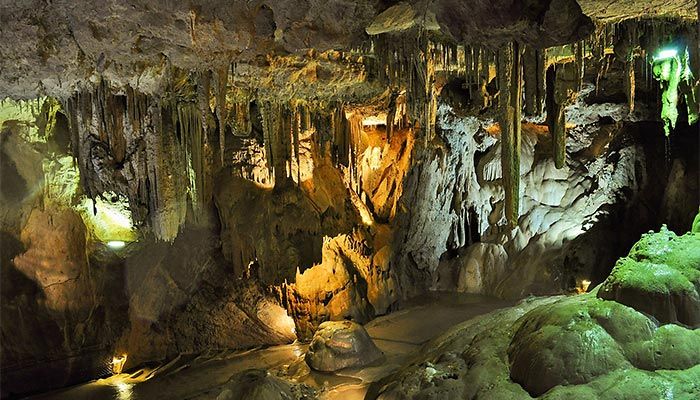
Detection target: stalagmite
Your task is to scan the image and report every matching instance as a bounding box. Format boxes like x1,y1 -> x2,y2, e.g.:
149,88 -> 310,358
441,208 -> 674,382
498,41 -> 522,228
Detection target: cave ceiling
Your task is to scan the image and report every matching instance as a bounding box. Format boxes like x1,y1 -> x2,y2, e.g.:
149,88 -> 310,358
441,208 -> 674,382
0,0 -> 696,99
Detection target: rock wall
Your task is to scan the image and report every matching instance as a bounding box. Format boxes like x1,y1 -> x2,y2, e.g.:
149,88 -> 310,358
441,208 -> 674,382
0,99 -> 297,397
397,82 -> 697,299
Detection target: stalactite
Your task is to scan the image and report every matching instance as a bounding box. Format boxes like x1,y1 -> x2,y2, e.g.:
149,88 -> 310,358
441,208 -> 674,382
498,41 -> 522,228
292,104 -> 301,184
592,26 -> 609,95
177,102 -> 205,220
195,71 -> 216,208
332,105 -> 348,166
478,48 -> 495,111
524,46 -> 546,117
261,103 -> 272,181
283,107 -> 292,180
371,29 -> 437,142
347,112 -> 364,194
615,22 -> 639,113
232,99 -> 252,137
260,101 -> 288,184
214,68 -> 228,166
64,96 -> 81,166
422,40 -> 438,143
575,41 -> 585,92
546,65 -> 566,168
196,71 -> 211,133
546,63 -> 580,169
68,78 -> 214,240
386,90 -> 398,140
302,103 -> 311,133
625,57 -> 636,112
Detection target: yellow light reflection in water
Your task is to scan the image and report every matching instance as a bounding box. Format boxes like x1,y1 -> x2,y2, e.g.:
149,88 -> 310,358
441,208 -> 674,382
114,381 -> 134,400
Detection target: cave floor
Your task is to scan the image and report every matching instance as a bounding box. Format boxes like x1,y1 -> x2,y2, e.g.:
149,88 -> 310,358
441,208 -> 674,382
29,292 -> 513,400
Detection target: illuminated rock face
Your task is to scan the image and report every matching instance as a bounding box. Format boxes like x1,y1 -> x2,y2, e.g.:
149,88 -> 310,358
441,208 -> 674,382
1,207 -> 128,395
402,95 -> 652,298
13,208 -> 92,313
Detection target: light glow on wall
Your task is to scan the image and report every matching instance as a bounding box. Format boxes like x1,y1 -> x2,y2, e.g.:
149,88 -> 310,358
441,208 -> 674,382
112,354 -> 128,374
78,192 -> 138,245
106,241 -> 127,249
576,279 -> 592,294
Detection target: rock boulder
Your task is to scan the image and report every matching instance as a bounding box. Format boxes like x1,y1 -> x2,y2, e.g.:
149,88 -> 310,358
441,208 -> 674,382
597,225 -> 700,327
305,320 -> 383,372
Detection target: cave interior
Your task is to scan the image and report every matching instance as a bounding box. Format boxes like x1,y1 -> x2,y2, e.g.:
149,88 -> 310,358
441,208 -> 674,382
0,0 -> 699,399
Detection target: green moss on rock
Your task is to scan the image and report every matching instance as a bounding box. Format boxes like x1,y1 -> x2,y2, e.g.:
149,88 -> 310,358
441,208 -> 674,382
509,293 -> 700,396
598,225 -> 700,327
544,365 -> 700,400
508,296 -> 631,396
370,223 -> 700,400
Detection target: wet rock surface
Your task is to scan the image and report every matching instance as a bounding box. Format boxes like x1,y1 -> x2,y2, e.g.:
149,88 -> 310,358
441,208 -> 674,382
215,369 -> 295,400
368,222 -> 700,399
598,224 -> 700,327
306,320 -> 383,372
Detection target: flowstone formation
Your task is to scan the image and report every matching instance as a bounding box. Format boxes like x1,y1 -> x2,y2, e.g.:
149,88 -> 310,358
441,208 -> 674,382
368,220 -> 700,399
599,225 -> 700,327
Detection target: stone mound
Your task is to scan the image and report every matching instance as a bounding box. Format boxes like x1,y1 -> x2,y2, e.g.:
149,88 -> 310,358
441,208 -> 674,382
305,320 -> 383,372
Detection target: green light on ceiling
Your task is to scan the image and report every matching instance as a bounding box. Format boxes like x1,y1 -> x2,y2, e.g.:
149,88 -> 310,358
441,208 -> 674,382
651,46 -> 699,136
0,97 -> 62,144
654,48 -> 678,61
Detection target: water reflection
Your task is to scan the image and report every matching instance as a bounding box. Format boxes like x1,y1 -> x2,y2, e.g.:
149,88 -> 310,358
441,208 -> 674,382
114,381 -> 134,400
